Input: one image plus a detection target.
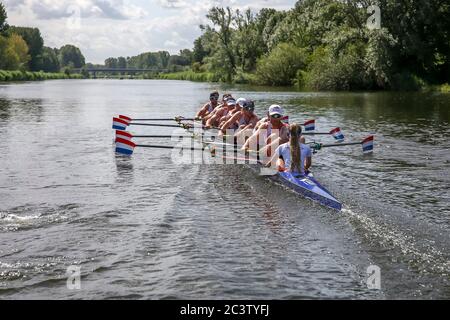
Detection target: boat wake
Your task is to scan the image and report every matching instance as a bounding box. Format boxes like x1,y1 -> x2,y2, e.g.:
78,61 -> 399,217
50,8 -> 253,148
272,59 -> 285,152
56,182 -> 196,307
0,203 -> 79,232
341,207 -> 450,276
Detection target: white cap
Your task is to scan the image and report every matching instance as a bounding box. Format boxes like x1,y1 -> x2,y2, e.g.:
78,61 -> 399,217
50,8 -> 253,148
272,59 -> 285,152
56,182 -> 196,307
269,105 -> 284,116
236,98 -> 247,107
227,99 -> 236,106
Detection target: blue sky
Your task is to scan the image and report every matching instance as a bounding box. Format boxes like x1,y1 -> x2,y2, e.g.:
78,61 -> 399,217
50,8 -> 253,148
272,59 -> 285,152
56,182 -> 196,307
3,0 -> 296,64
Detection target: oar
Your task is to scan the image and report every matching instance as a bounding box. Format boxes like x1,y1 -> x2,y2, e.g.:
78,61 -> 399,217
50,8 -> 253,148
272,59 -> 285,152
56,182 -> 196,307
120,115 -> 195,122
135,144 -> 206,151
311,136 -> 374,153
128,123 -> 193,129
115,130 -> 198,139
115,137 -> 213,155
113,116 -> 196,130
303,131 -> 337,136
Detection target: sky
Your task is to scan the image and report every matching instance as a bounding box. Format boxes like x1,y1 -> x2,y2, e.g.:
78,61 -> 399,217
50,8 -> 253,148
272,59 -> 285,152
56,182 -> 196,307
3,0 -> 296,64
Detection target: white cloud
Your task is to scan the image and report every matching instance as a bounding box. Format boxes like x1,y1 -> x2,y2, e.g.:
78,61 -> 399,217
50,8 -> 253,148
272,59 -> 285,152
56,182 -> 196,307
5,0 -> 148,20
156,0 -> 188,9
3,0 -> 296,63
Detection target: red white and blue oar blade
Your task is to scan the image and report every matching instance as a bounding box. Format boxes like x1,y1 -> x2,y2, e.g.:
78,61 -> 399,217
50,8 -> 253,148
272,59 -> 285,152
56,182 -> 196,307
113,117 -> 129,130
362,136 -> 374,153
330,127 -> 345,142
115,137 -> 136,155
303,119 -> 315,132
281,116 -> 289,124
116,130 -> 133,142
119,115 -> 132,124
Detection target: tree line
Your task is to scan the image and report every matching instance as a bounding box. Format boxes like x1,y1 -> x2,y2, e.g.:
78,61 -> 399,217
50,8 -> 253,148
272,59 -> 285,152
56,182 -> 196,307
0,2 -> 85,74
188,0 -> 449,90
2,0 -> 448,90
94,49 -> 194,73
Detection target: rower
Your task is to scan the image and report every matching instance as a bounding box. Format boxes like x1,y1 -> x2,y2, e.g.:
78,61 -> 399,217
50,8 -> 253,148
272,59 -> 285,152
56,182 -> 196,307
205,97 -> 237,129
267,123 -> 312,175
196,91 -> 220,120
220,99 -> 259,134
242,104 -> 289,157
202,93 -> 231,123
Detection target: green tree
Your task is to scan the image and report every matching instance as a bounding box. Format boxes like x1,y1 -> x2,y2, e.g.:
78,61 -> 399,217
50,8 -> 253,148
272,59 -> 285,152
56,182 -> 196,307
156,51 -> 170,69
39,47 -> 60,72
192,37 -> 209,63
105,57 -> 118,68
179,49 -> 193,64
255,43 -> 307,86
204,7 -> 236,81
8,26 -> 44,70
233,8 -> 260,72
0,35 -> 12,69
0,34 -> 30,70
168,55 -> 190,67
117,56 -> 127,69
378,0 -> 450,83
8,33 -> 30,70
58,44 -> 85,68
0,1 -> 8,34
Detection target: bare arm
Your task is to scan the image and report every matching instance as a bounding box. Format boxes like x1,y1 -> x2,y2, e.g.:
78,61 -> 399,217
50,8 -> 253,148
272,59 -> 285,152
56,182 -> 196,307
196,104 -> 208,118
304,156 -> 312,172
266,151 -> 279,168
220,112 -> 240,131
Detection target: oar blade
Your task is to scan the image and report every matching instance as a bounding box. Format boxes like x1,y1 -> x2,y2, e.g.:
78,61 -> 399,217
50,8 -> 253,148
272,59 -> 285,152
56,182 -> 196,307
116,130 -> 133,141
115,137 -> 136,155
119,115 -> 132,123
303,119 -> 315,131
112,117 -> 129,130
330,127 -> 345,142
362,136 -> 374,153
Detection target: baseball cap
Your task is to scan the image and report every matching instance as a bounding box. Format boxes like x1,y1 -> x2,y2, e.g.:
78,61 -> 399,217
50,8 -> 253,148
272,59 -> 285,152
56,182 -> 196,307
269,105 -> 284,116
227,98 -> 237,106
236,98 -> 247,107
243,100 -> 255,112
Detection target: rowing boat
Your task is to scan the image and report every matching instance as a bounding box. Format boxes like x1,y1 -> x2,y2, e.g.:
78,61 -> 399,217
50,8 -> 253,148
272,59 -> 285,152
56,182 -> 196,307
181,121 -> 343,211
113,115 -> 374,212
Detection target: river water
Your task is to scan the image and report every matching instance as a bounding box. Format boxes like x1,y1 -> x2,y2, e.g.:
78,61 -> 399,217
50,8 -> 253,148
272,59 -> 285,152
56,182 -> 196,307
0,80 -> 448,299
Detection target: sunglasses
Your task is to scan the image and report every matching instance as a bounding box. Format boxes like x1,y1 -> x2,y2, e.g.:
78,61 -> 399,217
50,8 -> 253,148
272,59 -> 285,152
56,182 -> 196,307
210,96 -> 219,101
271,114 -> 282,119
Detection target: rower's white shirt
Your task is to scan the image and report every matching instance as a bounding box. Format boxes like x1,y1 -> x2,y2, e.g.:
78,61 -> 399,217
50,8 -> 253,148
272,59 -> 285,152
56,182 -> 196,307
276,142 -> 312,174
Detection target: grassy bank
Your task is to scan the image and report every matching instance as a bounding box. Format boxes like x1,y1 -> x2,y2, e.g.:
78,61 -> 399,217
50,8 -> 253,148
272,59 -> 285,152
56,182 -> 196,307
150,70 -> 450,93
0,70 -> 84,82
153,71 -> 220,82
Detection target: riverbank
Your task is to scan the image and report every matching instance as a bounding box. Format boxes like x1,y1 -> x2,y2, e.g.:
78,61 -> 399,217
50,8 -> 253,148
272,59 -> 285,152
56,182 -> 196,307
0,70 -> 84,82
149,71 -> 450,93
151,71 -> 220,82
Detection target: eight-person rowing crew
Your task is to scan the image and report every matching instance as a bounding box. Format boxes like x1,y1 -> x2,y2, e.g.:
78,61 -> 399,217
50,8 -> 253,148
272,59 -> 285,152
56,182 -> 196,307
196,91 -> 312,175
